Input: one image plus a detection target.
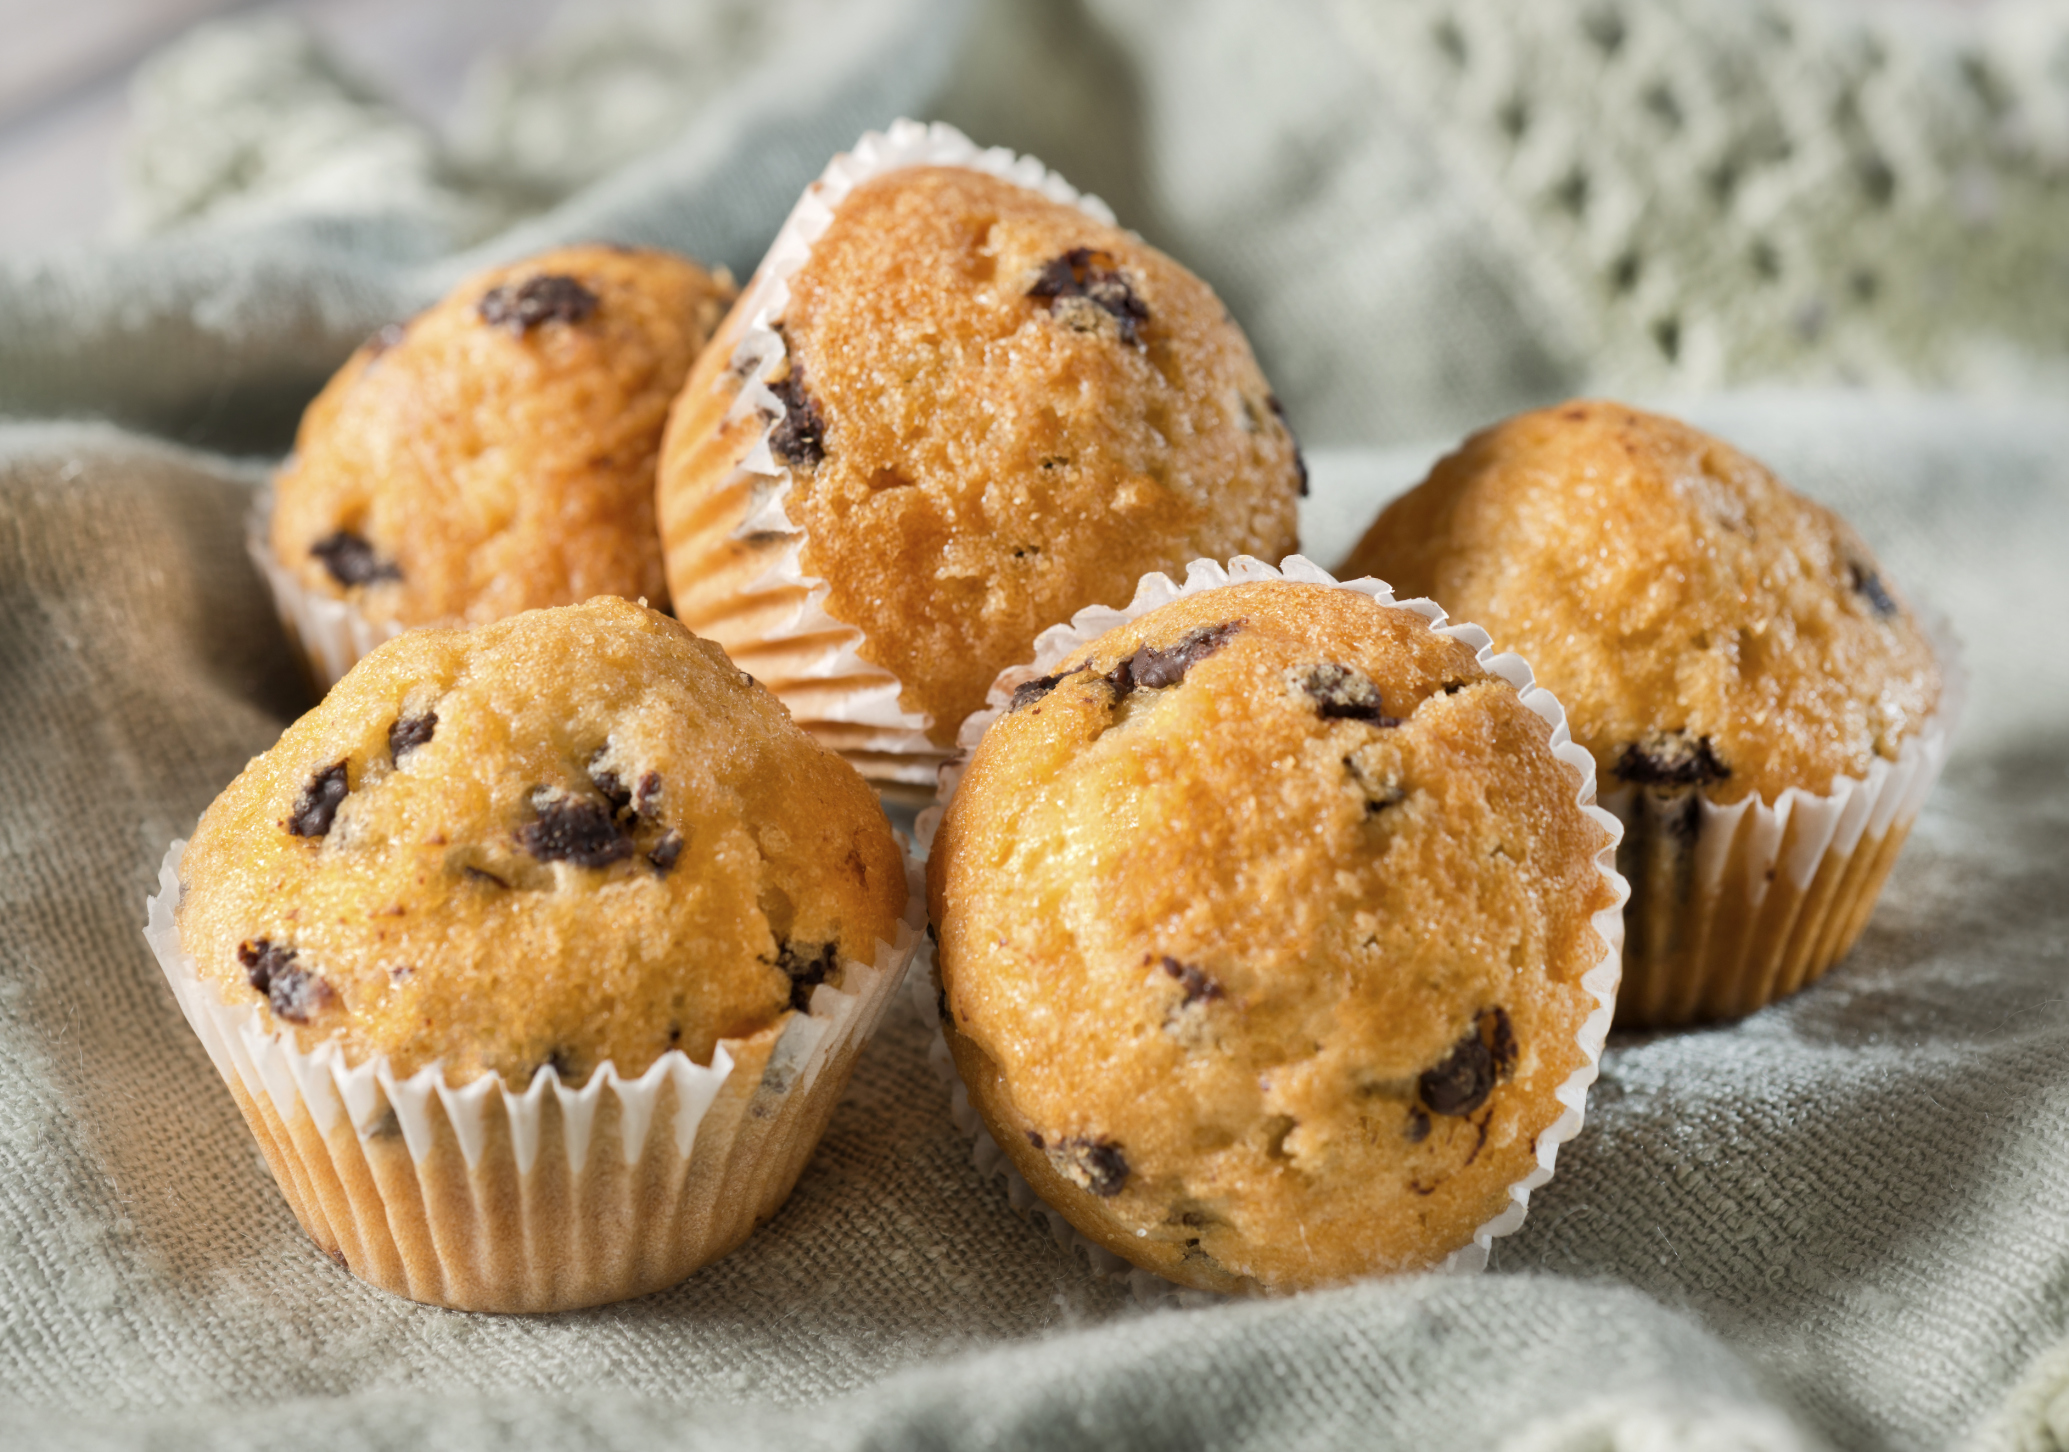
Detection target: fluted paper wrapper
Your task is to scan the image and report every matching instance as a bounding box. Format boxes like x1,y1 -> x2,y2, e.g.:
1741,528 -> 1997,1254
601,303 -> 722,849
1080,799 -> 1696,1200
659,118 -> 1117,791
145,838 -> 924,1313
246,491 -> 405,694
916,555 -> 1629,1295
1609,618 -> 1966,1027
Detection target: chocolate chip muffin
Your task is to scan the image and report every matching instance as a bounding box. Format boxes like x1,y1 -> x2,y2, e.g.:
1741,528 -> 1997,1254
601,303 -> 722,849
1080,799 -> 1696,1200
268,244 -> 734,664
1343,401 -> 1954,1024
165,596 -> 914,1310
180,595 -> 904,1084
658,123 -> 1304,787
927,578 -> 1620,1294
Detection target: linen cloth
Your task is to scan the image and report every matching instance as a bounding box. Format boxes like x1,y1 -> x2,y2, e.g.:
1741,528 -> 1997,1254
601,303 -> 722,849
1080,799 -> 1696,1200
4,2 -> 2069,1448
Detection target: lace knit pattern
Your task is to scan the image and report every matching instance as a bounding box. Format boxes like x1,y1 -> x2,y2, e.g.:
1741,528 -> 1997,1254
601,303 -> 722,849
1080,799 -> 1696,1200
1336,0 -> 2069,395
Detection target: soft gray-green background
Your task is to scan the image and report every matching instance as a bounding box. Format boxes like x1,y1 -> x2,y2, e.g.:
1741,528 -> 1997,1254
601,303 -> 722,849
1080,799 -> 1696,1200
4,1 -> 2069,1448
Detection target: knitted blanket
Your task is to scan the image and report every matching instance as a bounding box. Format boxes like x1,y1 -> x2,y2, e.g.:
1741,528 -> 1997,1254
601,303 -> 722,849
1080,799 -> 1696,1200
4,2 -> 2067,1447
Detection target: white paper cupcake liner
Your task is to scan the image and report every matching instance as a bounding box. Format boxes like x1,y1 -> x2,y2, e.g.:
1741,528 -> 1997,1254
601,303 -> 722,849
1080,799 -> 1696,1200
1606,613 -> 1966,1026
246,488 -> 406,694
915,554 -> 1629,1294
145,836 -> 924,1313
658,119 -> 1117,789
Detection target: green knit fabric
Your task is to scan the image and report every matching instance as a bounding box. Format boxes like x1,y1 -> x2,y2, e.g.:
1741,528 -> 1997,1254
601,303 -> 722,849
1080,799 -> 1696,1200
3,3 -> 2067,1448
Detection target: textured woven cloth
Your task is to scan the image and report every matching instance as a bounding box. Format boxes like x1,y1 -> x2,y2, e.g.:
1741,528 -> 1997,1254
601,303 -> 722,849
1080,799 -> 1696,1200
4,2 -> 2069,1449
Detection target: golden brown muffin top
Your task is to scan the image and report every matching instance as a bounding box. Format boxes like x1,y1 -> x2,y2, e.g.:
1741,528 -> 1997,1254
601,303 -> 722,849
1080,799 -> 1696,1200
927,581 -> 1616,1293
178,597 -> 907,1087
273,244 -> 734,628
1344,401 -> 1943,806
765,166 -> 1301,747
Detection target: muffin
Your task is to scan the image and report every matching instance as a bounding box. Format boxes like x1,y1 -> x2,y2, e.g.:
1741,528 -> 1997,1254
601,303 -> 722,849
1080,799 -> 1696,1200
1343,401 -> 1959,1026
260,244 -> 735,686
657,120 -> 1304,789
925,561 -> 1623,1294
150,596 -> 918,1312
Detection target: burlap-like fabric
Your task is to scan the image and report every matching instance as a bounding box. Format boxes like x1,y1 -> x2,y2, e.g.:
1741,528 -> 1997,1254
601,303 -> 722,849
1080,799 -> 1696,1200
5,2 -> 2069,1448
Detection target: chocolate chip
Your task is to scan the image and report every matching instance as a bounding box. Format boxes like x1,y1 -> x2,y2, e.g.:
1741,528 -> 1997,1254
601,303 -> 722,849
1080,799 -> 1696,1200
648,830 -> 684,873
1047,1136 -> 1130,1197
1419,1032 -> 1495,1117
1122,621 -> 1244,693
1615,730 -> 1730,789
310,531 -> 400,588
1486,1005 -> 1518,1078
1027,248 -> 1150,345
635,772 -> 663,818
590,767 -> 632,815
519,791 -> 634,868
288,762 -> 349,837
777,940 -> 838,1012
1010,671 -> 1070,713
1404,1104 -> 1431,1143
767,361 -> 826,469
366,322 -> 407,357
1160,956 -> 1222,1006
1025,1130 -> 1045,1149
1293,663 -> 1401,725
388,712 -> 436,761
1344,756 -> 1406,814
1418,1008 -> 1518,1118
478,274 -> 599,332
1293,445 -> 1310,498
237,939 -> 334,1024
545,1047 -> 583,1083
1849,562 -> 1898,618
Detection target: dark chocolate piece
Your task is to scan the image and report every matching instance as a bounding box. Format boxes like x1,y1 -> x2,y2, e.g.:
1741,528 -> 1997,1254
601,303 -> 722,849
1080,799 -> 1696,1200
1010,671 -> 1070,713
635,772 -> 663,818
1615,731 -> 1731,789
1419,1029 -> 1496,1117
1418,1008 -> 1518,1118
1294,663 -> 1401,725
647,830 -> 684,873
1160,955 -> 1222,1006
767,365 -> 827,468
1486,1005 -> 1518,1078
1849,562 -> 1899,618
1027,248 -> 1150,345
1119,621 -> 1244,693
288,761 -> 350,837
519,791 -> 634,868
388,712 -> 436,761
591,767 -> 632,815
777,940 -> 838,1011
478,274 -> 599,332
310,531 -> 400,588
1047,1136 -> 1130,1197
1404,1104 -> 1431,1143
1293,445 -> 1310,498
1344,756 -> 1407,815
237,939 -> 334,1024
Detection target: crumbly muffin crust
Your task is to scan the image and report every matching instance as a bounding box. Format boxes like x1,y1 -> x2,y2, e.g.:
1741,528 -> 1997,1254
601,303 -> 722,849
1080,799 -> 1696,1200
1344,401 -> 1942,806
178,597 -> 906,1086
273,244 -> 734,627
927,581 -> 1616,1293
662,166 -> 1302,750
